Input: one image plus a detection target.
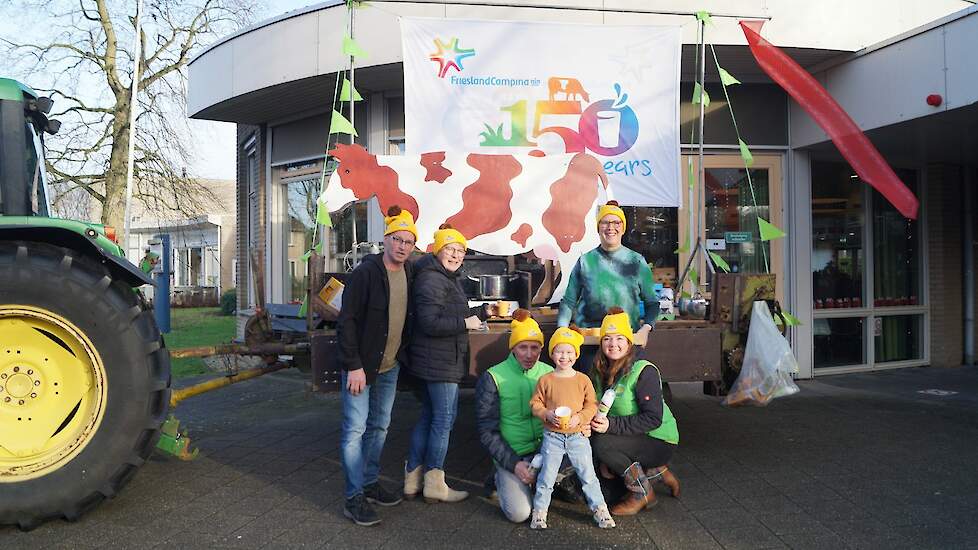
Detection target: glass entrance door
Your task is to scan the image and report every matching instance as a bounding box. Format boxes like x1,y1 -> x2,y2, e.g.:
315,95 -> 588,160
679,154 -> 784,304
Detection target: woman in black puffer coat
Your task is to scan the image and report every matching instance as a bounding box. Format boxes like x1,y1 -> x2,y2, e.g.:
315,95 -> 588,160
404,224 -> 488,503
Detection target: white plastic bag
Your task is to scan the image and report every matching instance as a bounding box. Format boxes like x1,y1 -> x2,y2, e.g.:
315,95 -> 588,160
722,301 -> 800,407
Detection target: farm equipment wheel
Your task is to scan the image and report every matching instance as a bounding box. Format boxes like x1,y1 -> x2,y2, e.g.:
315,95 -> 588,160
0,241 -> 170,530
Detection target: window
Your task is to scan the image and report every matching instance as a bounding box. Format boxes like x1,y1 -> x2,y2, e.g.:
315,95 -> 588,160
285,176 -> 319,302
812,162 -> 924,371
812,163 -> 864,308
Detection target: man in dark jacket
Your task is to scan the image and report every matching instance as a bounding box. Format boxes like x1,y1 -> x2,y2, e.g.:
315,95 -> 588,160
475,311 -> 553,522
338,206 -> 417,527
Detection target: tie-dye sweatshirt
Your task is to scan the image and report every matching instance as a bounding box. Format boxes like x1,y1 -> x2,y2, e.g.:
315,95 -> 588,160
557,246 -> 659,329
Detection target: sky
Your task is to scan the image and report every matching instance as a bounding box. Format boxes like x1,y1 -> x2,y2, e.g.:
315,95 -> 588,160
0,0 -> 324,182
192,0 -> 324,179
190,0 -> 327,180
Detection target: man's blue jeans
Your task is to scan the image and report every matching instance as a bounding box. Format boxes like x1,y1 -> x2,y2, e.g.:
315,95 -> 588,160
406,381 -> 459,471
340,364 -> 400,499
532,431 -> 606,513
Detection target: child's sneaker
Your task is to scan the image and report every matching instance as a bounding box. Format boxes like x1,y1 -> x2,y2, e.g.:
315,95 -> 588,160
593,505 -> 616,529
530,509 -> 548,529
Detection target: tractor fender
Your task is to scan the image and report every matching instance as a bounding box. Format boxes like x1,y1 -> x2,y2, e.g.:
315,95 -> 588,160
0,224 -> 153,287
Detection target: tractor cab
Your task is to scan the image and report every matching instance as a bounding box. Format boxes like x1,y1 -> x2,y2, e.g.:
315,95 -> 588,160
0,77 -> 59,217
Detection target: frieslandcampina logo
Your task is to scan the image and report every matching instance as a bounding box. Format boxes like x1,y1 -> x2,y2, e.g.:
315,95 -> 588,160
429,37 -> 475,78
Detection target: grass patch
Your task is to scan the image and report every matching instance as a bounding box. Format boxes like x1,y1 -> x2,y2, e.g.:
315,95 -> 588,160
164,307 -> 236,379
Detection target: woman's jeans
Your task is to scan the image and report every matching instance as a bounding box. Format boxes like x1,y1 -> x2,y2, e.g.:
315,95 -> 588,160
406,381 -> 459,471
533,431 -> 606,513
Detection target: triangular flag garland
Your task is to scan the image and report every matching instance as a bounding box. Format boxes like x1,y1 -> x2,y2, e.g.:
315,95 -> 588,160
758,217 -> 786,241
738,138 -> 753,167
689,267 -> 699,287
718,67 -> 741,87
329,110 -> 358,137
695,10 -> 713,25
339,78 -> 363,101
342,35 -> 368,58
298,296 -> 308,318
316,198 -> 333,226
774,311 -> 802,326
692,82 -> 710,107
708,252 -> 731,273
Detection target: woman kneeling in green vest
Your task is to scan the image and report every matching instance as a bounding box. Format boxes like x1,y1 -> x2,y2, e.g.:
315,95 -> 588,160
589,307 -> 681,515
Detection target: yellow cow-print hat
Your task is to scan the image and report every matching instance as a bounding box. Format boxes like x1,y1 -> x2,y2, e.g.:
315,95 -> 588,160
548,324 -> 585,357
599,306 -> 634,345
596,200 -> 626,232
432,223 -> 468,254
384,205 -> 418,242
509,308 -> 544,349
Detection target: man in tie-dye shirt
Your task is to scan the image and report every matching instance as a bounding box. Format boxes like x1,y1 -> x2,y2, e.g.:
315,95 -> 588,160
557,201 -> 658,372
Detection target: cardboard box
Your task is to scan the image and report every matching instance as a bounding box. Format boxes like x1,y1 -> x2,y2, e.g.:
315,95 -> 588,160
318,277 -> 344,317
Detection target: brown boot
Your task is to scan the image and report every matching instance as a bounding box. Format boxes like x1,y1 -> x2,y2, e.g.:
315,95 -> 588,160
610,462 -> 656,516
646,466 -> 681,498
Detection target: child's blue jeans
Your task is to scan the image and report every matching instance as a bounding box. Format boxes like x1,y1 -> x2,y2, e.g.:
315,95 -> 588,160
532,430 -> 606,513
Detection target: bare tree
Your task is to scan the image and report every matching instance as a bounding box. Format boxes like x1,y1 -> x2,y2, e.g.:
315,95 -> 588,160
2,0 -> 257,233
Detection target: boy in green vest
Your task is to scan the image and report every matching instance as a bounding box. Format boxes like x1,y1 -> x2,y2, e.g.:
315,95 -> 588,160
475,310 -> 552,523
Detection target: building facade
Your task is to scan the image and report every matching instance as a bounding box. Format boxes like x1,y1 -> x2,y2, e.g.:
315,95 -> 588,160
187,0 -> 978,377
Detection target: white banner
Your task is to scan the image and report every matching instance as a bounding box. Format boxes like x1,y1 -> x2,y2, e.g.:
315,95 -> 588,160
401,17 -> 681,207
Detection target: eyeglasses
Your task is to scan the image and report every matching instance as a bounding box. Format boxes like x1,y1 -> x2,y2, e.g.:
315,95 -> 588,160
442,246 -> 466,257
598,220 -> 623,228
388,235 -> 416,248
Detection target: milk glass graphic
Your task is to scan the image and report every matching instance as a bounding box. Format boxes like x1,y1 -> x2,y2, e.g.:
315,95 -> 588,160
596,110 -> 621,148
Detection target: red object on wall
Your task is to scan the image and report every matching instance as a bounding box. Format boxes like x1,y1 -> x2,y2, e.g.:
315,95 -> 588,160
926,94 -> 943,107
739,21 -> 919,220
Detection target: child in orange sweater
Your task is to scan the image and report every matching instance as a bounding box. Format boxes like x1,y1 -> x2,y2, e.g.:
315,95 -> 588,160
528,326 -> 615,529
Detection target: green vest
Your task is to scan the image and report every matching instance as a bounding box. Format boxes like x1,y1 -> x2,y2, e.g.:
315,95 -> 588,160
487,354 -> 554,456
592,360 -> 679,445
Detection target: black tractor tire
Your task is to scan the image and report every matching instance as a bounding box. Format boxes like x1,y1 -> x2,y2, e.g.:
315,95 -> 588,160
0,240 -> 170,530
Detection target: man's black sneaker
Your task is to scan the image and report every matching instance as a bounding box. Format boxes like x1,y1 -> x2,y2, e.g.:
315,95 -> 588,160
364,482 -> 403,507
344,494 -> 381,526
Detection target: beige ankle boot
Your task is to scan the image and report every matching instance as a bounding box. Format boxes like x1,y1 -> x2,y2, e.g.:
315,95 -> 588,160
422,469 -> 468,503
404,463 -> 423,500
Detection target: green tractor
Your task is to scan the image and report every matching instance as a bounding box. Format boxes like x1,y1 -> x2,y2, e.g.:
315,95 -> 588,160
0,78 -> 170,529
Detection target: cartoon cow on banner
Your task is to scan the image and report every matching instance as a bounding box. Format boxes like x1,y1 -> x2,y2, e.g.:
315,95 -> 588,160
320,143 -> 610,302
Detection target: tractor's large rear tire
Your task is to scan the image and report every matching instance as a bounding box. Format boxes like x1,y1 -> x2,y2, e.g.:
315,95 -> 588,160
0,241 -> 170,530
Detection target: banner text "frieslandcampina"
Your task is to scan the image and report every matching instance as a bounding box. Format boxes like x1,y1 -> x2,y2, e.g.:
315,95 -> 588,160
449,75 -> 541,87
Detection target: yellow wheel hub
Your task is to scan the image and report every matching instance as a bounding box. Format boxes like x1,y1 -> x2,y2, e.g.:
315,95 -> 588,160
0,306 -> 107,481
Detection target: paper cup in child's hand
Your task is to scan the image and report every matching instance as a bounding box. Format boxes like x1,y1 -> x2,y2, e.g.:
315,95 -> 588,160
555,406 -> 572,430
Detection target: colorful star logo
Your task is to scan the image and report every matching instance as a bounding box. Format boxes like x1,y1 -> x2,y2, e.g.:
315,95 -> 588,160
429,37 -> 475,78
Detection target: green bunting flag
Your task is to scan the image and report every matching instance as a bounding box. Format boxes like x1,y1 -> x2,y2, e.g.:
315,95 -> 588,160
680,291 -> 692,299
301,250 -> 312,262
708,252 -> 731,273
689,267 -> 699,286
695,10 -> 713,25
783,312 -> 802,326
687,159 -> 695,190
692,82 -> 710,107
758,217 -> 786,241
339,78 -> 363,101
718,67 -> 741,87
738,138 -> 753,167
298,296 -> 308,318
674,230 -> 689,254
329,110 -> 358,137
316,197 -> 333,226
342,35 -> 368,58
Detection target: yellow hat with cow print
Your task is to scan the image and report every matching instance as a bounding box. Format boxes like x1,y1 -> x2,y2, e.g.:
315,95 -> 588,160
432,223 -> 468,255
384,205 -> 418,242
596,200 -> 626,232
548,325 -> 585,357
509,308 -> 544,349
599,306 -> 634,345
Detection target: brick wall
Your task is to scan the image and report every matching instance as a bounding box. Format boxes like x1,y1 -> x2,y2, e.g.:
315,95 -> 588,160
927,164 -> 963,367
